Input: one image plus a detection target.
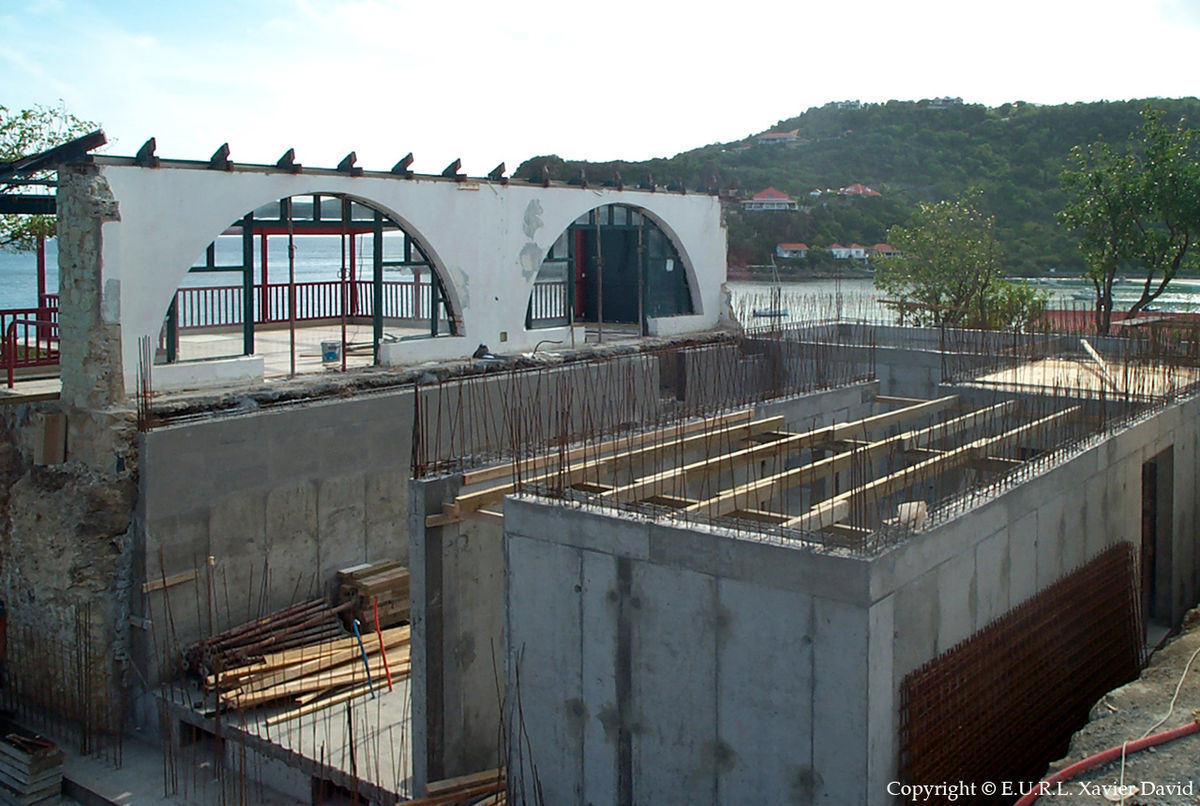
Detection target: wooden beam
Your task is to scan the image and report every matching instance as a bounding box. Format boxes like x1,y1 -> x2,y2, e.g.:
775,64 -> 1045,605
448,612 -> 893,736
781,406 -> 1079,529
683,400 -> 1013,518
604,395 -> 959,505
875,394 -> 928,406
452,414 -> 785,516
969,455 -> 1024,474
459,408 -> 755,486
142,569 -> 198,594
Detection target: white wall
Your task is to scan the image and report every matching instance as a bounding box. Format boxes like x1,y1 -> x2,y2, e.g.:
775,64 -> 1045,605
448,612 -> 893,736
93,161 -> 727,393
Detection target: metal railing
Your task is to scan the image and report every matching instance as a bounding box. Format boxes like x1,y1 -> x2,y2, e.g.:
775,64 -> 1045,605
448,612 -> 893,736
5,317 -> 59,387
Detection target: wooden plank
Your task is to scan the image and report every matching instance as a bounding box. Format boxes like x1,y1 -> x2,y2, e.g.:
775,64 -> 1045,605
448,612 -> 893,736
781,406 -> 1079,529
453,414 -> 786,515
263,683 -> 375,727
425,767 -> 506,796
142,569 -> 198,594
604,396 -> 958,505
683,400 -> 1011,518
459,409 -> 754,486
472,509 -> 504,524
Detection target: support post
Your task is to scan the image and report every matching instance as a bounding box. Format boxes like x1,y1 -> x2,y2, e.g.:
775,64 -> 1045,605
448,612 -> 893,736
241,213 -> 255,355
166,296 -> 177,363
260,231 -> 270,321
373,211 -> 383,364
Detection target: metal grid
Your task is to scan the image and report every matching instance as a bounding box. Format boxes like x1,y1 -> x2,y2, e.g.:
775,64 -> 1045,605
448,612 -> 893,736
898,544 -> 1144,803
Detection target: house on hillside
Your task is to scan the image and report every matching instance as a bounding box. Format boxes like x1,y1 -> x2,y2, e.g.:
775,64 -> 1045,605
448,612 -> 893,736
776,243 -> 809,259
757,129 -> 799,146
828,244 -> 852,259
839,182 -> 881,196
742,187 -> 799,211
847,243 -> 868,260
872,243 -> 900,258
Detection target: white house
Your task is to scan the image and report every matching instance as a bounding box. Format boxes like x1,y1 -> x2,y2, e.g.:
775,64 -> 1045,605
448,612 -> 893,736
742,187 -> 799,212
776,243 -> 809,259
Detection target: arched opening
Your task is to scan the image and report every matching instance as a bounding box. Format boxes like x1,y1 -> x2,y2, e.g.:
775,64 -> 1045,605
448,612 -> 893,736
526,204 -> 693,335
159,193 -> 457,375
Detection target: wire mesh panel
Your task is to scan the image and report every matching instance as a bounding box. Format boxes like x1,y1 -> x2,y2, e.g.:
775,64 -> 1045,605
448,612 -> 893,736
898,544 -> 1144,803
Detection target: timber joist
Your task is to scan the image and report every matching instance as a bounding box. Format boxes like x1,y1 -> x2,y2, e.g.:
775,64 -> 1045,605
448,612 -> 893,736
424,393 -> 1077,538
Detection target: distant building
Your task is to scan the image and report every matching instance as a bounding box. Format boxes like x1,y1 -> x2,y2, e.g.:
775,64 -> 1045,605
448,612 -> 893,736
928,96 -> 964,109
757,129 -> 800,146
742,187 -> 799,212
833,100 -> 862,110
839,182 -> 881,197
828,243 -> 852,259
872,243 -> 900,258
776,243 -> 809,259
847,243 -> 868,260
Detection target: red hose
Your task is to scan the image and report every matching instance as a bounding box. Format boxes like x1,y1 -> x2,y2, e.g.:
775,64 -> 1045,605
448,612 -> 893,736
1015,717 -> 1200,806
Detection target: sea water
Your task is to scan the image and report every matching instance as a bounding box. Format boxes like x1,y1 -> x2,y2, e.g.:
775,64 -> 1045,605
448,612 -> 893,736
4,241 -> 1200,317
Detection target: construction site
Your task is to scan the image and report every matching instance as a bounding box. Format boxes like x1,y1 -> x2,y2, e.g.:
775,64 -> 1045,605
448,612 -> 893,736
0,135 -> 1199,805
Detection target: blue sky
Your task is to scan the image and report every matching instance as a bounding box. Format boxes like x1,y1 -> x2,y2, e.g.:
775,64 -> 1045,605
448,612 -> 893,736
3,0 -> 1200,174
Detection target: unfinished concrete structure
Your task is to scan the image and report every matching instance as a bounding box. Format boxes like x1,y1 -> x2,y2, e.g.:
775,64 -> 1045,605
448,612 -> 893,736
409,323 -> 1200,804
4,134 -> 1200,804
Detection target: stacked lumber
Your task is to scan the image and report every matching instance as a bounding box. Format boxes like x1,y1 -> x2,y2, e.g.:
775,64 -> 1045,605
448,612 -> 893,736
405,768 -> 506,805
184,598 -> 351,676
0,722 -> 63,806
337,560 -> 410,629
207,624 -> 412,719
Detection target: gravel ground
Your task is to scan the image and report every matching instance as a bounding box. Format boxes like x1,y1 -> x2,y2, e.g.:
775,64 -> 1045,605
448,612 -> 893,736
1035,607 -> 1200,806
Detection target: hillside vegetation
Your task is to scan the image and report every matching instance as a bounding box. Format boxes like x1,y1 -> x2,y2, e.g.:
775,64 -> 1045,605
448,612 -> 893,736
516,98 -> 1200,274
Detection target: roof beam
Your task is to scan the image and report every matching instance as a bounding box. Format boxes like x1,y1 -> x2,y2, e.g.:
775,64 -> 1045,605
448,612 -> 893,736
602,395 -> 959,505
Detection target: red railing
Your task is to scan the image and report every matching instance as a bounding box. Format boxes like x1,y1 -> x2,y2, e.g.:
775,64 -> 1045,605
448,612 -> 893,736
5,317 -> 59,388
0,279 -> 571,384
171,279 -> 442,329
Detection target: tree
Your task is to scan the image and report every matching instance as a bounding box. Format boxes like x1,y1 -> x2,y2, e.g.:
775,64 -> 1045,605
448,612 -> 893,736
874,192 -> 1045,329
1058,107 -> 1200,334
1,102 -> 96,251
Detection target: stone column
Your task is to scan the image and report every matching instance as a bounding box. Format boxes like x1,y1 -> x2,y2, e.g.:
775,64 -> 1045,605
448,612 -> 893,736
57,163 -> 124,411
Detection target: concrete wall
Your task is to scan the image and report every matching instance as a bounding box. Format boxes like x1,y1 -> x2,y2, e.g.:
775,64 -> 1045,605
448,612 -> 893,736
84,159 -> 727,395
409,380 -> 879,793
132,387 -> 415,727
501,391 -> 1200,804
503,501 -> 886,806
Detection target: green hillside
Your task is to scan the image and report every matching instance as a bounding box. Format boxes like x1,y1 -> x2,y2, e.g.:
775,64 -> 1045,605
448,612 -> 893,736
516,98 -> 1200,274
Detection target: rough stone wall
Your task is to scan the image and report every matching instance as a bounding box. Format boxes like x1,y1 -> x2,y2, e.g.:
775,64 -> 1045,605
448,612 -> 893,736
0,402 -> 138,654
57,164 -> 123,411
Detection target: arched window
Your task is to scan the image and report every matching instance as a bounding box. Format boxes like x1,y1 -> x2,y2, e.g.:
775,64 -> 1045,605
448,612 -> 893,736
527,204 -> 693,333
160,194 -> 456,375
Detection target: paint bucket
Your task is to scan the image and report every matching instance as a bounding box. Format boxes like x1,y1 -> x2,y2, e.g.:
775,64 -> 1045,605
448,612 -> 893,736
321,341 -> 341,363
